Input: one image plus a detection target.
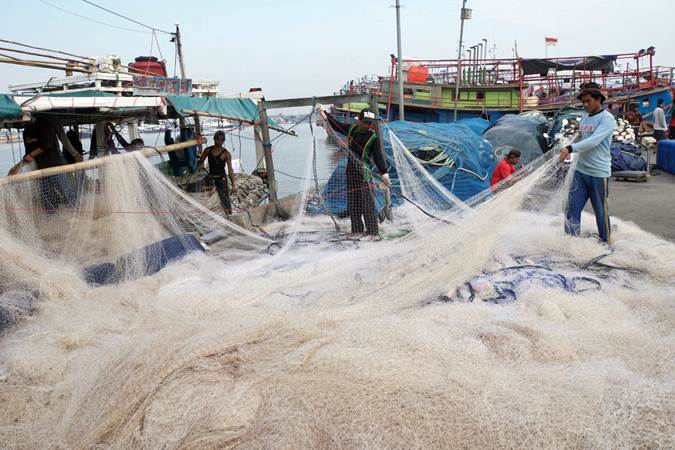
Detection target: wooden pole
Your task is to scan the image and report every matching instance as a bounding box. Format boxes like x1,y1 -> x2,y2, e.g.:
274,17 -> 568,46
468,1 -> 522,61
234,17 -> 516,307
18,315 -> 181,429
0,139 -> 201,186
395,0 -> 405,121
174,24 -> 187,81
264,93 -> 371,110
370,95 -> 392,220
257,99 -> 277,204
174,24 -> 204,153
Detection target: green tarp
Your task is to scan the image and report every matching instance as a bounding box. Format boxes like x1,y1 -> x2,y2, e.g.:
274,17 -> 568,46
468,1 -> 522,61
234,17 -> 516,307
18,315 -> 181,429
0,94 -> 21,120
164,96 -> 281,129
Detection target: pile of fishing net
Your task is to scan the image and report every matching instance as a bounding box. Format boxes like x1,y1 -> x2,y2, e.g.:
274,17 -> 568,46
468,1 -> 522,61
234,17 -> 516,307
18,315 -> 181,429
0,120 -> 673,449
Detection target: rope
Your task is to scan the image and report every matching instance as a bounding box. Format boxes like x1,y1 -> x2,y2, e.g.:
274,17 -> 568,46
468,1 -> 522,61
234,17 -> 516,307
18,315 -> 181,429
81,0 -> 173,34
37,0 -> 149,34
152,30 -> 165,62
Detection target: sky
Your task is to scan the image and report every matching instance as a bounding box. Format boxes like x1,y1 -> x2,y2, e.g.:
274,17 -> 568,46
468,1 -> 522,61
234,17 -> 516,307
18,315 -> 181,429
1,0 -> 674,99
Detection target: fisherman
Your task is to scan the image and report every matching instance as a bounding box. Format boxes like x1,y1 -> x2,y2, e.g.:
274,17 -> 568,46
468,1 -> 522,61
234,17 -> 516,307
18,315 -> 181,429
198,130 -> 237,215
490,149 -> 521,189
7,117 -> 77,210
652,98 -> 668,142
625,103 -> 643,131
558,83 -> 615,243
319,106 -> 390,236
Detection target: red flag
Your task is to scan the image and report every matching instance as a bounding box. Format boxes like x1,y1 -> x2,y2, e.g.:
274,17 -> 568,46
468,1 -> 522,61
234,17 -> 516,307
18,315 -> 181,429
545,37 -> 558,46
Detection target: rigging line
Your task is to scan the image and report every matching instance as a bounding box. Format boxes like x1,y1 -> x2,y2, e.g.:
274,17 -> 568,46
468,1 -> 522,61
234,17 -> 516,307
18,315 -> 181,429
152,31 -> 164,61
37,0 -> 149,35
81,0 -> 173,34
0,38 -> 92,61
0,46 -> 93,65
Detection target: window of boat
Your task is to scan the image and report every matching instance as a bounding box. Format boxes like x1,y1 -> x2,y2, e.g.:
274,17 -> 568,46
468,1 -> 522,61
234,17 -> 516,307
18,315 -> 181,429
476,91 -> 485,100
403,88 -> 414,96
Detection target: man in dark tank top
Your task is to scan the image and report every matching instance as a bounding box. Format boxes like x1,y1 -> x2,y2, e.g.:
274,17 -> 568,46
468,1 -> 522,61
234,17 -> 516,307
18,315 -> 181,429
198,130 -> 237,215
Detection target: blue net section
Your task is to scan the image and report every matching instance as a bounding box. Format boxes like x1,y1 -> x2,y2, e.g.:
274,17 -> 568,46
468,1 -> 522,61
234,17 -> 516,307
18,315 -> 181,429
483,114 -> 549,165
311,118 -> 494,217
384,119 -> 494,202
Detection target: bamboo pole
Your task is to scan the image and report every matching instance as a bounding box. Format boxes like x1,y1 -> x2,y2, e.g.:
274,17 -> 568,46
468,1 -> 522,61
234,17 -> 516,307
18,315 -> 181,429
0,139 -> 202,186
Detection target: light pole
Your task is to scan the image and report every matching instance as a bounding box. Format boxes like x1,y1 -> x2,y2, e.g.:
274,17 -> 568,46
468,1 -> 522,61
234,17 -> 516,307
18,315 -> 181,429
482,38 -> 487,83
476,42 -> 483,83
471,45 -> 478,84
453,0 -> 470,122
395,0 -> 405,120
466,48 -> 471,85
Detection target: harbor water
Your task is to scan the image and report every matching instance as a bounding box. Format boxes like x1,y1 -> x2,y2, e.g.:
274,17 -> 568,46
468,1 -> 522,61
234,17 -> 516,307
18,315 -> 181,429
0,121 -> 337,199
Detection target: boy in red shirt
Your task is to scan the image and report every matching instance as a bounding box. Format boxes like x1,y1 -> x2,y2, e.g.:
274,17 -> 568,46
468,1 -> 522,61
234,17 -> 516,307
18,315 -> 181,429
490,149 -> 521,188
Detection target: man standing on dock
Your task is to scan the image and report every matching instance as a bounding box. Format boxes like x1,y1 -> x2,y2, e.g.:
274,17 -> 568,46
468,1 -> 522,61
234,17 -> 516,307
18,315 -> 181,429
558,83 -> 615,243
653,98 -> 668,143
320,106 -> 390,237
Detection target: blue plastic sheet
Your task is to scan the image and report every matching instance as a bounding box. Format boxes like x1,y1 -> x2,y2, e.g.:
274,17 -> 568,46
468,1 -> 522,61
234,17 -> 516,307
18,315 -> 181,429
483,114 -> 549,165
384,120 -> 495,201
611,143 -> 646,172
83,234 -> 204,286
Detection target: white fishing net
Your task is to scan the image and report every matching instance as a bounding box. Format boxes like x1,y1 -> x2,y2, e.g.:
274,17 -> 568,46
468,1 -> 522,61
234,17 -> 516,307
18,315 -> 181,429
0,118 -> 673,449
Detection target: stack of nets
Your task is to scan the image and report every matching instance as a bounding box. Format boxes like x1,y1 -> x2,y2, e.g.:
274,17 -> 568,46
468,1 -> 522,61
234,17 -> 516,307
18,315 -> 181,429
0,117 -> 673,449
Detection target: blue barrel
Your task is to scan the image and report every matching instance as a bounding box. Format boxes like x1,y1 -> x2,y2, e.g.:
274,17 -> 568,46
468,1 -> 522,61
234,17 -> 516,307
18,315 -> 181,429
657,140 -> 675,175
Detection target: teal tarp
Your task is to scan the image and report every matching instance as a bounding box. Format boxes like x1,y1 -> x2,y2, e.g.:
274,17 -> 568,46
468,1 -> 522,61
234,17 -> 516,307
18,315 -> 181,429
164,96 -> 280,129
0,94 -> 21,120
42,90 -> 116,97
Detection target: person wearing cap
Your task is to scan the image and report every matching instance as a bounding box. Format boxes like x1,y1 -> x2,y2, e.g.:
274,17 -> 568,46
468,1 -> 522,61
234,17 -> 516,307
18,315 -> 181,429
198,130 -> 237,215
490,149 -> 521,189
558,83 -> 615,243
319,106 -> 389,236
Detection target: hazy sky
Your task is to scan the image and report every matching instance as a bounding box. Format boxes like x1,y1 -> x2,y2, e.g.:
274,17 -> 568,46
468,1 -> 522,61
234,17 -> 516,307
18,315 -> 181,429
1,0 -> 673,99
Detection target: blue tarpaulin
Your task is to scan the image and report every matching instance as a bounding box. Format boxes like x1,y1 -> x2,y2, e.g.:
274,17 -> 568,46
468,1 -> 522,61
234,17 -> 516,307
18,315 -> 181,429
611,143 -> 646,172
0,94 -> 21,120
384,120 -> 495,201
315,119 -> 494,216
164,96 -> 282,130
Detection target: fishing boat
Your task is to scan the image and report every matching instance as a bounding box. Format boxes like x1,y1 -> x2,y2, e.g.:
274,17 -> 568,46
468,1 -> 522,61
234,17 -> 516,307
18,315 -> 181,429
334,49 -> 673,124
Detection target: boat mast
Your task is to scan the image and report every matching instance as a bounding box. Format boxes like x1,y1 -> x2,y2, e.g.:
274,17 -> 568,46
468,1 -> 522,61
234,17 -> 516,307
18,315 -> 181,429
173,23 -> 203,152
453,0 -> 470,122
174,24 -> 187,78
395,0 -> 405,121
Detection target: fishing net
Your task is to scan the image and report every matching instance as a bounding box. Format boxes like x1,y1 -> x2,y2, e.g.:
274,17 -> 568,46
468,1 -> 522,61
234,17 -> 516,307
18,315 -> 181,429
0,114 -> 674,449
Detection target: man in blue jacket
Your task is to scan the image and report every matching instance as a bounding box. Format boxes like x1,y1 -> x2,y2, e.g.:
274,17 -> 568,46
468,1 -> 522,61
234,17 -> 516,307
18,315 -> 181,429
558,83 -> 615,243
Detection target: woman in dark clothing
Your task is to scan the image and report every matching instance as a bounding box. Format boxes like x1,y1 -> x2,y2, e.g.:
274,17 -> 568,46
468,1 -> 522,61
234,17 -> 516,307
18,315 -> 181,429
198,130 -> 237,215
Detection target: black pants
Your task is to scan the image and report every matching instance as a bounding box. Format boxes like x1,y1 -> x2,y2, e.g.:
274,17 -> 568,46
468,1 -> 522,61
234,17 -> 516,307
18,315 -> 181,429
347,183 -> 378,235
346,161 -> 378,235
212,176 -> 232,214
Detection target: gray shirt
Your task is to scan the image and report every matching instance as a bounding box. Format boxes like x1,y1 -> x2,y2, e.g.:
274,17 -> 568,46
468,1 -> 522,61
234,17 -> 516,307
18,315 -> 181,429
653,106 -> 667,131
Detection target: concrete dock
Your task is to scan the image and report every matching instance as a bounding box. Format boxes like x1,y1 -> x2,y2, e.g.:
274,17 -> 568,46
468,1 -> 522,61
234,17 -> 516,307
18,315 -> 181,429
606,170 -> 675,241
